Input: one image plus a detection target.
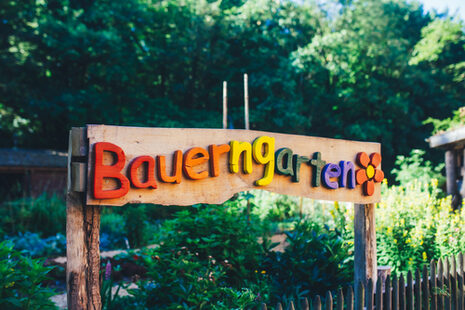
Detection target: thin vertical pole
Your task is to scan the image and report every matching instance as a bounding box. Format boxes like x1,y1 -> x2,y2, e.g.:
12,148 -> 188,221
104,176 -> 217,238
223,81 -> 227,129
244,73 -> 249,130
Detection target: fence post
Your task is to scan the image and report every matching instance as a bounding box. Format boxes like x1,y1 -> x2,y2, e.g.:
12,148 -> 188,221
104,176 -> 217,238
66,127 -> 102,310
354,203 -> 377,287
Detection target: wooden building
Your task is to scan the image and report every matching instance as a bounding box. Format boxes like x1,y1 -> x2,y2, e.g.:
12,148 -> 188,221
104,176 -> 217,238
0,148 -> 67,199
429,126 -> 465,208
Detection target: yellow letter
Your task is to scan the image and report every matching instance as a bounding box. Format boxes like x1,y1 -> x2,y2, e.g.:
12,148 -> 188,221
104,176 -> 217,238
252,136 -> 275,186
229,141 -> 253,174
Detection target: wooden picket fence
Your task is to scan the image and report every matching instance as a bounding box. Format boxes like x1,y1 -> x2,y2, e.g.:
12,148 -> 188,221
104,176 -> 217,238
260,253 -> 465,310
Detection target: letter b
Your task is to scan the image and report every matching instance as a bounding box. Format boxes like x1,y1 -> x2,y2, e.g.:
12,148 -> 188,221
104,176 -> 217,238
93,142 -> 130,199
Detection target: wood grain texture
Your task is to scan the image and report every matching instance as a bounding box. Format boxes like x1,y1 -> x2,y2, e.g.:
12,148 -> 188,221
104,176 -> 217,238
445,150 -> 457,196
67,128 -> 101,310
86,125 -> 381,206
354,204 -> 377,287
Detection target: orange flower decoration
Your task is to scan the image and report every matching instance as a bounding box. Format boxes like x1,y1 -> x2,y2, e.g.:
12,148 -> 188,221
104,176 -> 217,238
356,152 -> 384,196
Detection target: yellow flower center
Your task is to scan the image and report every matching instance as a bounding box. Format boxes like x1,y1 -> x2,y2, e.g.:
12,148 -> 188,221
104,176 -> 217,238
366,165 -> 375,179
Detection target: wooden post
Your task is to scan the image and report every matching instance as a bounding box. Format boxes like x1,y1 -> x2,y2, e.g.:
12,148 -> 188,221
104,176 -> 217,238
66,127 -> 102,310
445,150 -> 457,195
223,81 -> 227,129
244,73 -> 249,130
354,203 -> 377,304
445,150 -> 459,208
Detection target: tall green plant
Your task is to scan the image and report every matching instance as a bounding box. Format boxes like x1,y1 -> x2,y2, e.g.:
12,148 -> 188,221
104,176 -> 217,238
0,241 -> 57,310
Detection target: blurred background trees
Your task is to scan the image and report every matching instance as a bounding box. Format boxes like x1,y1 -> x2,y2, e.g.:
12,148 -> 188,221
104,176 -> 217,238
1,0 -> 465,175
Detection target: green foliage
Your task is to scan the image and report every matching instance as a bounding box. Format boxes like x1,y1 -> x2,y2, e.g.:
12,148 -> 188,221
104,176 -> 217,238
157,204 -> 266,285
376,179 -> 465,273
0,241 -> 57,310
424,107 -> 465,135
100,213 -> 128,250
263,221 -> 353,300
1,0 -> 465,176
410,18 -> 465,65
0,193 -> 65,237
107,198 -> 355,307
391,149 -> 445,186
264,195 -> 298,222
124,205 -> 149,249
101,260 -> 125,310
124,249 -> 265,309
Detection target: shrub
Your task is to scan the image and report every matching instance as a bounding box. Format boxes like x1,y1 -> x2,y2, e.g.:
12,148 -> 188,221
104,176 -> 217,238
375,179 -> 465,273
263,220 -> 353,301
391,149 -> 445,187
158,203 -> 266,286
115,248 -> 266,309
0,241 -> 57,309
0,193 -> 65,237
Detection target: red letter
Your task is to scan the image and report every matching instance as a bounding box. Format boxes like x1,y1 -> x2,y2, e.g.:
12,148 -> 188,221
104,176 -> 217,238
93,142 -> 129,199
129,156 -> 157,189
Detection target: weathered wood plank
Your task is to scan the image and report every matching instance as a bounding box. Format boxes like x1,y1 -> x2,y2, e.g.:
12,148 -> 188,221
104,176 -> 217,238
301,297 -> 309,310
386,275 -> 392,310
326,291 -> 333,310
71,162 -> 86,192
438,259 -> 444,310
400,274 -> 406,310
354,204 -> 377,289
66,128 -> 102,310
407,271 -> 413,310
431,260 -> 437,310
86,125 -> 382,206
70,127 -> 88,157
289,300 -> 296,310
458,271 -> 464,310
422,264 -> 429,310
356,282 -> 365,310
376,277 -> 383,310
444,259 -> 451,310
445,150 -> 459,207
393,275 -> 399,310
452,257 -> 458,310
366,278 -> 374,310
337,288 -> 344,310
347,286 -> 354,310
459,253 -> 464,275
313,296 -> 321,310
429,127 -> 465,149
414,269 -> 421,310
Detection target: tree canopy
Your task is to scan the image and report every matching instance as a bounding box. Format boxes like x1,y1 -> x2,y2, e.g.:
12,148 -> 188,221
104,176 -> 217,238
1,0 -> 465,176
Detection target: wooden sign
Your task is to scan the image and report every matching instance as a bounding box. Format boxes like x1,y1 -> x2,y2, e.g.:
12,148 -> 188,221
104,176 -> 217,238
86,125 -> 383,206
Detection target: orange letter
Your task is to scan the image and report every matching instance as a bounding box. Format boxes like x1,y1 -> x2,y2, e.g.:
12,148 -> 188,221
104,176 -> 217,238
93,142 -> 129,199
157,150 -> 182,184
183,147 -> 209,180
208,144 -> 230,177
129,156 -> 157,189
